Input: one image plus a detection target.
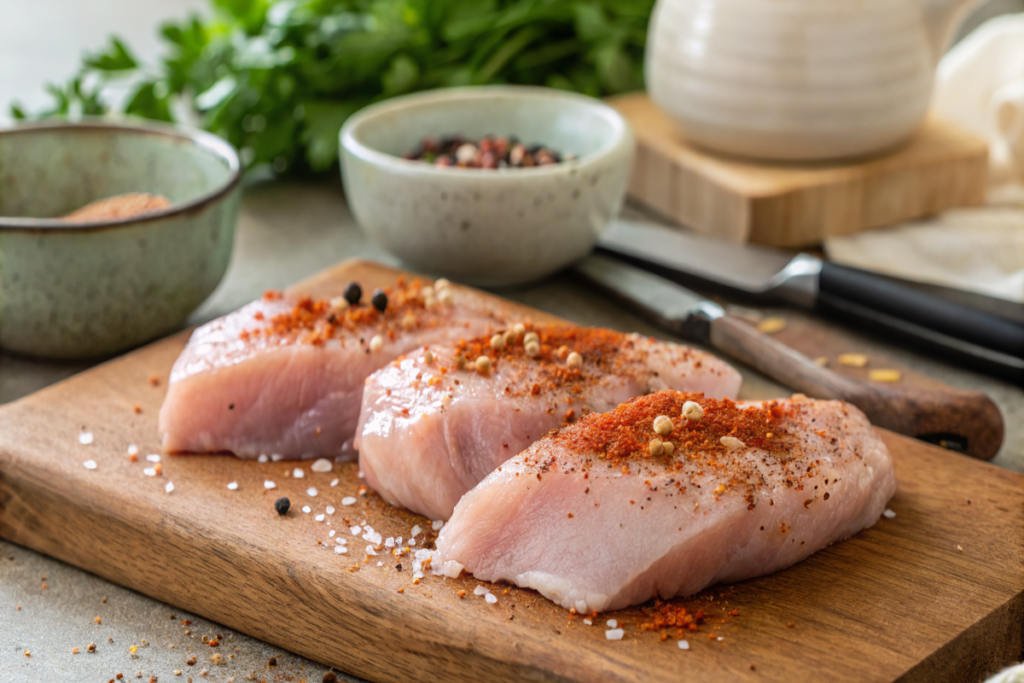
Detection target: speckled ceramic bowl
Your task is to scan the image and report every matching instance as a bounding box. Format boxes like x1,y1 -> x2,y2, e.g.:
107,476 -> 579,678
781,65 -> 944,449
340,86 -> 635,287
0,120 -> 241,359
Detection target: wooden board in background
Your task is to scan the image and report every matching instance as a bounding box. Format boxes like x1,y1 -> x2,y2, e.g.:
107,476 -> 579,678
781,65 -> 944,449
1,260 -> 1022,683
608,93 -> 989,247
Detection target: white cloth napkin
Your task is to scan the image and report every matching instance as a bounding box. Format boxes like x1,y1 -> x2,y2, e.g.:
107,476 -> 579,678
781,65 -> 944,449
825,13 -> 1024,304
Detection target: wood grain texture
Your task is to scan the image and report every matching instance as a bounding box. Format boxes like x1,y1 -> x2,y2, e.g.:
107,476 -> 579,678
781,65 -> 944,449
608,93 -> 989,247
1,259 -> 1022,683
709,315 -> 1005,460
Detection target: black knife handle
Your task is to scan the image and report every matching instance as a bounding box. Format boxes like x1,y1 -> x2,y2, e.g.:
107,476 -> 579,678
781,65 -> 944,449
818,262 -> 1024,359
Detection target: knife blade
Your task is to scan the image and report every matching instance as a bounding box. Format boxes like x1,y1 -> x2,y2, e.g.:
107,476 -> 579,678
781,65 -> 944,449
598,220 -> 1024,383
574,254 -> 1005,459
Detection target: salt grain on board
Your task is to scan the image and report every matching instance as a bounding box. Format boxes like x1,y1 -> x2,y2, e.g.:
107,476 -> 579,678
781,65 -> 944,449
227,482 -> 238,491
329,530 -> 336,538
410,525 -> 422,538
143,468 -> 157,477
334,546 -> 347,555
146,454 -> 161,463
883,509 -> 896,519
485,593 -> 497,604
302,506 -> 311,514
264,480 -> 276,489
127,444 -> 139,456
271,453 -> 284,462
315,514 -> 325,522
83,460 -> 98,470
79,431 -> 94,445
366,546 -> 377,556
330,478 -> 339,487
165,482 -> 174,493
326,506 -> 335,515
342,497 -> 356,506
607,619 -> 617,628
351,526 -> 361,535
474,586 -> 488,596
306,487 -> 318,497
432,520 -> 444,531
678,640 -> 690,650
293,468 -> 305,479
310,458 -> 332,473
583,619 -> 593,626
257,454 -> 269,463
605,629 -> 624,641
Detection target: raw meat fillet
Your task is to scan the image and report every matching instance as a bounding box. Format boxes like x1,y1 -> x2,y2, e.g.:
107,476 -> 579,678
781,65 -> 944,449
356,326 -> 741,519
435,391 -> 895,613
159,280 -> 508,460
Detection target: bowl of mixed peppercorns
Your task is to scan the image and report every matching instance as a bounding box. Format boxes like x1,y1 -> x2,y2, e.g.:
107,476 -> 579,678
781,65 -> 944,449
339,86 -> 634,287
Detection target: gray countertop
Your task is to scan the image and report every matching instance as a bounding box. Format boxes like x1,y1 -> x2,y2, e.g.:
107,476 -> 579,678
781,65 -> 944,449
3,1 -> 1023,680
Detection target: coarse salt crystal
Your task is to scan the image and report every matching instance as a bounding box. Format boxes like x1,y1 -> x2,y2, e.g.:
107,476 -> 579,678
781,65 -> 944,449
883,509 -> 896,519
334,546 -> 347,554
336,538 -> 346,545
329,530 -> 336,537
606,619 -> 617,628
325,506 -> 335,515
351,526 -> 361,535
342,496 -> 356,506
302,506 -> 311,514
79,431 -> 94,445
271,453 -> 285,462
432,520 -> 444,531
306,487 -> 318,497
605,629 -> 624,641
678,640 -> 690,650
146,454 -> 161,462
583,619 -> 593,626
293,468 -> 305,479
366,546 -> 377,556
377,561 -> 383,567
315,514 -> 325,522
385,538 -> 395,548
165,482 -> 174,493
83,460 -> 98,470
257,454 -> 269,463
413,571 -> 425,580
717,637 -> 724,642
440,561 -> 464,579
143,467 -> 157,477
227,481 -> 238,491
264,480 -> 276,489
485,593 -> 497,604
409,538 -> 417,546
310,458 -> 332,473
330,478 -> 339,487
410,525 -> 422,538
474,586 -> 488,596
395,537 -> 403,546
127,444 -> 139,456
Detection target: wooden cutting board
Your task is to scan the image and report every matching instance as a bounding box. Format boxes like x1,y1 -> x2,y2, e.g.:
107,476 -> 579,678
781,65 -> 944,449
1,260 -> 1022,683
608,93 -> 989,247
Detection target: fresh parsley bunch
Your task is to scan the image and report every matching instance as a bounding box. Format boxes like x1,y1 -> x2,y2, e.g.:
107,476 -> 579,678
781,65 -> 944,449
14,0 -> 654,175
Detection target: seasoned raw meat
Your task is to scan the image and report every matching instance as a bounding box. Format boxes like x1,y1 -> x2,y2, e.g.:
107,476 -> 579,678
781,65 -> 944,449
356,327 -> 741,519
159,280 -> 508,460
435,392 -> 895,613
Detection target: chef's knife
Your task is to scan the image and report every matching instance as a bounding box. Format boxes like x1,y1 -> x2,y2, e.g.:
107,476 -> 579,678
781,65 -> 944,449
598,220 -> 1024,383
574,254 -> 1005,460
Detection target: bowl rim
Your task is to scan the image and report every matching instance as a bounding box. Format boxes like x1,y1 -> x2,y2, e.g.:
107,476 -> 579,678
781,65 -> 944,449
339,85 -> 633,177
0,118 -> 243,232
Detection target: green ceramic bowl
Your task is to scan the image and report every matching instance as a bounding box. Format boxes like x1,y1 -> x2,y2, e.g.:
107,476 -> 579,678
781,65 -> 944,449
0,120 -> 241,359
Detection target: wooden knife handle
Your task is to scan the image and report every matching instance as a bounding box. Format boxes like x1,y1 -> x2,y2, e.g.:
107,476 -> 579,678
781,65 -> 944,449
709,314 -> 1005,460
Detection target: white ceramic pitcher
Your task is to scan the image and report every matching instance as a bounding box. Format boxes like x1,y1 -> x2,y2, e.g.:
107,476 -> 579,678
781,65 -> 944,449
646,0 -> 987,161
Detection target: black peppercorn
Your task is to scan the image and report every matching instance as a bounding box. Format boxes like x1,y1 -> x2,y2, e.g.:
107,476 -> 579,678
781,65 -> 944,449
274,497 -> 290,515
343,282 -> 362,305
371,289 -> 388,312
